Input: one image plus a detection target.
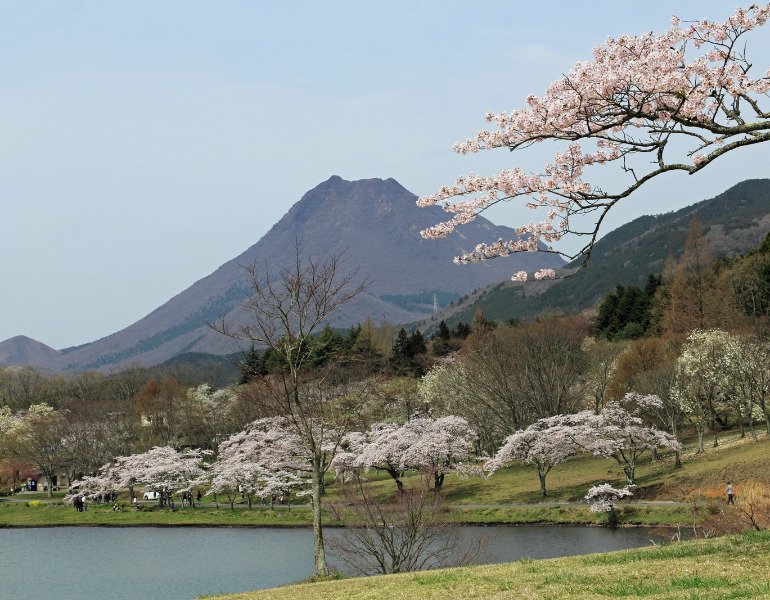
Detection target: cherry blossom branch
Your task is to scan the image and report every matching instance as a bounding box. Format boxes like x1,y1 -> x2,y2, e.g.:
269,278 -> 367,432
418,4 -> 770,280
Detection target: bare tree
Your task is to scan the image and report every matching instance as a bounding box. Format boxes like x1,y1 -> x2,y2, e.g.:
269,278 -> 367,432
209,240 -> 370,577
327,474 -> 482,575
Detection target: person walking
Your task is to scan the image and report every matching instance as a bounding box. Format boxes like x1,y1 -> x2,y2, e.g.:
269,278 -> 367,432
726,482 -> 735,505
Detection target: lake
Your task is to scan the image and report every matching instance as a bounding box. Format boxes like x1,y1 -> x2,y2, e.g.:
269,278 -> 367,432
0,525 -> 663,599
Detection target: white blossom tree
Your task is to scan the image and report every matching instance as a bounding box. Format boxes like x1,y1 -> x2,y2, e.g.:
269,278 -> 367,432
333,423 -> 413,494
417,5 -> 770,279
485,416 -> 579,497
10,404 -> 70,497
400,416 -> 480,492
673,329 -> 731,453
722,333 -> 770,440
334,416 -> 480,494
204,417 -> 307,510
586,483 -> 635,527
563,395 -> 681,485
82,446 -> 211,508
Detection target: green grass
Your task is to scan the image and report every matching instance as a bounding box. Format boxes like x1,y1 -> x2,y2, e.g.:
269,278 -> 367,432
0,502 -> 313,527
198,530 -> 770,600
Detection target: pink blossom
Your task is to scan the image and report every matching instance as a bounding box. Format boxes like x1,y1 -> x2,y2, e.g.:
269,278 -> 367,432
417,4 -> 770,277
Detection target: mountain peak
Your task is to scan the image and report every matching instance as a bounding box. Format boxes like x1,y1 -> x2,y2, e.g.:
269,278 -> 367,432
11,176 -> 563,371
0,335 -> 60,367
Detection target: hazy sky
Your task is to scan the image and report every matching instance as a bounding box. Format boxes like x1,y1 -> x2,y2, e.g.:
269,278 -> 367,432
2,1 -> 769,350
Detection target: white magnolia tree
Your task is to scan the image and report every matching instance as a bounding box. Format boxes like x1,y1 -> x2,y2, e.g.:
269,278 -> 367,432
673,329 -> 730,453
722,333 -> 770,440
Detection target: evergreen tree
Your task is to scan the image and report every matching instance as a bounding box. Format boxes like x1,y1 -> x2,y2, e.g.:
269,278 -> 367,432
431,320 -> 453,356
390,328 -> 413,372
595,278 -> 658,341
390,328 -> 427,376
238,344 -> 265,384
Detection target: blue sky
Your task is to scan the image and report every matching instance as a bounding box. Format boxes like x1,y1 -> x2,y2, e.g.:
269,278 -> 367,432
2,1 -> 768,350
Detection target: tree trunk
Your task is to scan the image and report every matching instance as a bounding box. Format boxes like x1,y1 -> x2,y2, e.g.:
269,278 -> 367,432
311,459 -> 329,577
671,421 -> 681,467
538,472 -> 547,498
696,422 -> 704,454
623,465 -> 635,486
387,467 -> 405,494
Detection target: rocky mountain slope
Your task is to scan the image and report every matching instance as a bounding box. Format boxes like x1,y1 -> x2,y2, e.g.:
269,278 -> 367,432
2,176 -> 563,371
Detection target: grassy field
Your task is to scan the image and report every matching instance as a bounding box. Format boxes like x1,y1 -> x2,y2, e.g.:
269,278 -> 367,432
0,501 -> 314,527
201,530 -> 770,600
0,498 -> 699,528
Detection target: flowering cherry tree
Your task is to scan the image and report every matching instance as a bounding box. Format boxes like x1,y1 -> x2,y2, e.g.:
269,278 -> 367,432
74,446 -> 211,507
586,483 -> 635,527
204,418 -> 307,510
334,416 -> 480,493
333,423 -> 413,494
395,416 -> 480,492
485,416 -> 579,497
566,395 -> 681,485
418,5 -> 770,279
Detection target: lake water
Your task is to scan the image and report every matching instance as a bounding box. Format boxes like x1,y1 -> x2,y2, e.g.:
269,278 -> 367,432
0,525 -> 662,599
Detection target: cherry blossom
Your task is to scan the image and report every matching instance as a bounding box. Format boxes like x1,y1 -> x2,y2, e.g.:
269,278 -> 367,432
585,483 -> 635,513
204,417 -> 307,509
485,416 -> 579,497
418,5 -> 770,279
562,396 -> 681,485
70,446 -> 212,507
335,417 -> 480,493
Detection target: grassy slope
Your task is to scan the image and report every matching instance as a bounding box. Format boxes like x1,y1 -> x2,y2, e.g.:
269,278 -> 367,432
204,530 -> 770,600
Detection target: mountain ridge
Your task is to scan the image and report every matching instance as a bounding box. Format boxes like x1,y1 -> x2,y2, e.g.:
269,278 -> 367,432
416,178 -> 770,332
2,176 -> 563,371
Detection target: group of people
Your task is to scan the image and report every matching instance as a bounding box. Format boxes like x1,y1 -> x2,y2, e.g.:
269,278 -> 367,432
91,491 -> 118,503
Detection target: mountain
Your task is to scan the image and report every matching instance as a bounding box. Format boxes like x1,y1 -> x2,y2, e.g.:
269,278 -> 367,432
0,335 -> 61,368
7,176 -> 563,372
417,178 -> 770,331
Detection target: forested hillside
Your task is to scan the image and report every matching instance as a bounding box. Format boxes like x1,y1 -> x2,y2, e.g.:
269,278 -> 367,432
418,179 -> 770,332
